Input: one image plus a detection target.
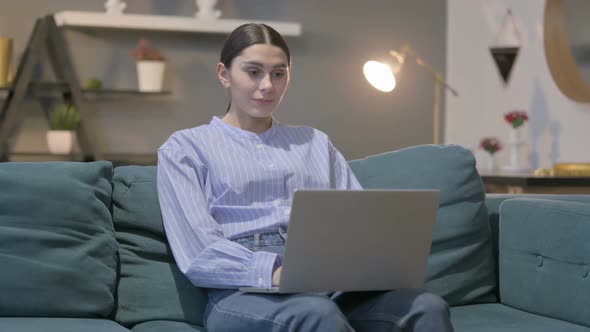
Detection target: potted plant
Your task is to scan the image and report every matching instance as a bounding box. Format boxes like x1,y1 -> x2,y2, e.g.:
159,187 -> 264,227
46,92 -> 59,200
130,38 -> 166,92
47,103 -> 80,155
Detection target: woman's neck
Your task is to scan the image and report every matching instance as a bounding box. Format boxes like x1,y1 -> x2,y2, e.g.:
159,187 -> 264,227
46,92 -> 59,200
222,111 -> 272,134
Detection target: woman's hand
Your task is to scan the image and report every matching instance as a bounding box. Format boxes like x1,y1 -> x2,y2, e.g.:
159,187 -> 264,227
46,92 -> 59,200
272,266 -> 282,286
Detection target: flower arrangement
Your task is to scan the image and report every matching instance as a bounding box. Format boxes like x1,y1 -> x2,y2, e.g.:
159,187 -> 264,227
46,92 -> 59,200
504,110 -> 528,129
480,137 -> 502,155
130,38 -> 165,61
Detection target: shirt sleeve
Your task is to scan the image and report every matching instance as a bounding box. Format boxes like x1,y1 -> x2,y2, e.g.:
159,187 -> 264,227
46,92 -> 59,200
328,139 -> 363,190
157,147 -> 278,289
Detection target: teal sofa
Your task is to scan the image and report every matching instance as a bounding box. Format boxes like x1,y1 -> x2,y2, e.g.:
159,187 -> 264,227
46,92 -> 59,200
1,144 -> 589,331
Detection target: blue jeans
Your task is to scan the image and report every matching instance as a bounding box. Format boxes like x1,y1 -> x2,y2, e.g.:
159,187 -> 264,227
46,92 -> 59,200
204,230 -> 453,332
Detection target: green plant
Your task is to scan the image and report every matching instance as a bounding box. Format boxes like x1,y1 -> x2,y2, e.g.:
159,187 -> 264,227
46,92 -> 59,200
49,103 -> 80,130
85,77 -> 103,90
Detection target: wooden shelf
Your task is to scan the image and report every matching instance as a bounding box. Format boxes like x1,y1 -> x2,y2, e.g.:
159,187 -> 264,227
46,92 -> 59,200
53,11 -> 302,37
1,82 -> 171,98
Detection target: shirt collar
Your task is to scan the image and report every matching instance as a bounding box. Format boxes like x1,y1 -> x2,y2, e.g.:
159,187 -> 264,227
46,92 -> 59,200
210,116 -> 279,141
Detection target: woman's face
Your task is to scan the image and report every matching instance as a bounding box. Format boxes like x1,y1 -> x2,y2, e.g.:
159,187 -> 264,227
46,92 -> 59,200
218,43 -> 290,119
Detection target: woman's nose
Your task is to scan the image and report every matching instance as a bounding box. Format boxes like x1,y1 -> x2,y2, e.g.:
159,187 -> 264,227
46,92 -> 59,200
259,74 -> 273,91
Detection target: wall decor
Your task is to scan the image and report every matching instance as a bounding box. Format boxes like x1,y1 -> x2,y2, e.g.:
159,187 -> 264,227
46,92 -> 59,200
489,9 -> 521,86
544,0 -> 590,103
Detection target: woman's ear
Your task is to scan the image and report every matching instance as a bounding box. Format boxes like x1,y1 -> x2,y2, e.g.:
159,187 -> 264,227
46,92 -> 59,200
217,62 -> 231,88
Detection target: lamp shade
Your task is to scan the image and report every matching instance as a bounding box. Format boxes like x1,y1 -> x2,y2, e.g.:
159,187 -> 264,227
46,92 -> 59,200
363,60 -> 396,92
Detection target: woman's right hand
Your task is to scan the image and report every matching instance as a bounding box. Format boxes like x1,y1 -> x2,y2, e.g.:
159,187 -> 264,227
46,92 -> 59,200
272,266 -> 282,286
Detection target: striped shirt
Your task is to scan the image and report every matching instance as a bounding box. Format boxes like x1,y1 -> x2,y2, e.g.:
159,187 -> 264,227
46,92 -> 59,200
157,116 -> 362,289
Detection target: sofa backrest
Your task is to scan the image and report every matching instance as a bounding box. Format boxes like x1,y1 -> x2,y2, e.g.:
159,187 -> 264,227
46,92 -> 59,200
348,144 -> 497,306
0,161 -> 117,318
112,166 -> 208,328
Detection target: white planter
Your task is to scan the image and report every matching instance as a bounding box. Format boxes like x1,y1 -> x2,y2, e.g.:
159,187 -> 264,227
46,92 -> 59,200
47,130 -> 74,155
136,60 -> 165,92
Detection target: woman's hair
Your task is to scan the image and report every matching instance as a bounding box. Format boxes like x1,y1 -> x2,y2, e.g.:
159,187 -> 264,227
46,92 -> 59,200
220,23 -> 291,68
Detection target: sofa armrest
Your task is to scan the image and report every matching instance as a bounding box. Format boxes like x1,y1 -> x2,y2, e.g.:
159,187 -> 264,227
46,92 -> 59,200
498,198 -> 590,327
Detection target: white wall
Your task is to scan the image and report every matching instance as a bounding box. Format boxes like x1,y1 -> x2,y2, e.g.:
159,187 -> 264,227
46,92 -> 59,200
446,0 -> 590,171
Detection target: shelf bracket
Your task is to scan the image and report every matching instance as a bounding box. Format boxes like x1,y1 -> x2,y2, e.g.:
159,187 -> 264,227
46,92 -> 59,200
0,15 -> 104,161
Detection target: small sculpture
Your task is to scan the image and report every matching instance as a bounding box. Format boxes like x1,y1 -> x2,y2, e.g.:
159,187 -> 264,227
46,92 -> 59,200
105,0 -> 127,15
195,0 -> 221,20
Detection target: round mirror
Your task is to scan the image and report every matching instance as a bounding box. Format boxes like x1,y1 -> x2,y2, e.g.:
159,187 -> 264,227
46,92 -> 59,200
544,0 -> 590,103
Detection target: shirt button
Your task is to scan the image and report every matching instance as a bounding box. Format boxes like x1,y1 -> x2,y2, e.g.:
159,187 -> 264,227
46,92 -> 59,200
284,208 -> 291,215
273,199 -> 280,206
269,163 -> 276,169
258,277 -> 264,285
256,144 -> 263,150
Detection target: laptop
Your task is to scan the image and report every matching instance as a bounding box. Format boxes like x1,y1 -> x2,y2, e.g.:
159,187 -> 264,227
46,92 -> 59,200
239,189 -> 440,294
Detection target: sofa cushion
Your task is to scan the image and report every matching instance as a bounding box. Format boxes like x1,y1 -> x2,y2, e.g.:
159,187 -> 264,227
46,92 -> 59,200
348,144 -> 496,305
112,166 -> 208,327
499,198 -> 590,327
0,318 -> 131,332
451,304 -> 590,332
132,321 -> 205,332
0,161 -> 116,318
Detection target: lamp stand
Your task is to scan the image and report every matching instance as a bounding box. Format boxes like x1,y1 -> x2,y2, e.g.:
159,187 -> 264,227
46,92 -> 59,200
433,73 -> 442,145
404,47 -> 458,145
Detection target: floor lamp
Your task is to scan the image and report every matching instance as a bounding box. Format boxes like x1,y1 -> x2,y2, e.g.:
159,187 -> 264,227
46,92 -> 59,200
363,45 -> 459,144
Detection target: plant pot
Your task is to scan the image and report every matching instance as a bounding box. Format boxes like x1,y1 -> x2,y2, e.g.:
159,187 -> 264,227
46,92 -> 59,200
136,60 -> 165,92
47,130 -> 74,155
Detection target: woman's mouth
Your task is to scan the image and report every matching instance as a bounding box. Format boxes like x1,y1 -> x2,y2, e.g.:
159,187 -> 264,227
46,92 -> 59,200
254,98 -> 273,104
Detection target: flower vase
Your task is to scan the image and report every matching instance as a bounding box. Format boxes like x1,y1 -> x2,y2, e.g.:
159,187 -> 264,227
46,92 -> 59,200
503,127 -> 528,172
486,153 -> 497,171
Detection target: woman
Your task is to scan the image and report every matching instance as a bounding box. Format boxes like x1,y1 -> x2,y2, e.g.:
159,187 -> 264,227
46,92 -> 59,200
157,23 -> 453,332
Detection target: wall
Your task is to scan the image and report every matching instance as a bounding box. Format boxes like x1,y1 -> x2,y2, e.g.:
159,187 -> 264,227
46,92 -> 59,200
0,0 -> 446,161
446,0 -> 590,171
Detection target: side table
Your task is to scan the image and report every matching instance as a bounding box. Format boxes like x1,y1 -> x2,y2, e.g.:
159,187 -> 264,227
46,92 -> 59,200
480,171 -> 590,194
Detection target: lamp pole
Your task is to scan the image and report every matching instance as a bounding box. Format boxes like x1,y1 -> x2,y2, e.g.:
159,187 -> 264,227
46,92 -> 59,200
398,47 -> 459,145
433,73 -> 442,144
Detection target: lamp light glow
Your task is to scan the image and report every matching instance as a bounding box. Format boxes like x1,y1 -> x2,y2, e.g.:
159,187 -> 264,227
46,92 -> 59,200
363,60 -> 396,92
362,45 -> 459,145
